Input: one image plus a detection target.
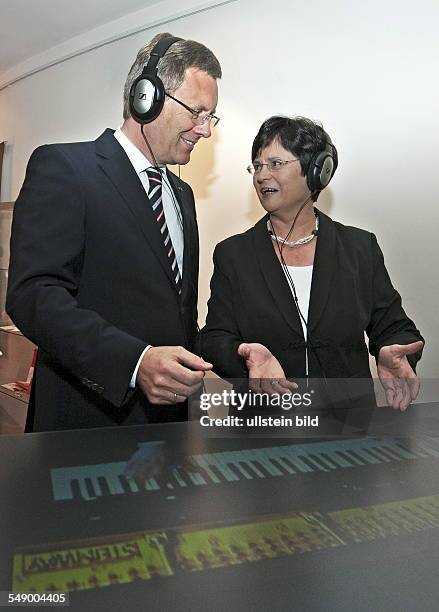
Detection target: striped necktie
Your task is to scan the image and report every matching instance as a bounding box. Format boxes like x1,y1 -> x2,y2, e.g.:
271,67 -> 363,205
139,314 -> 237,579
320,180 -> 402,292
145,167 -> 182,294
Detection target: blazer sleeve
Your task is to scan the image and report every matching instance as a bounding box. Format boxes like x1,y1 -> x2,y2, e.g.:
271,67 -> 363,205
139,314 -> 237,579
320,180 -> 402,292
366,233 -> 424,371
200,244 -> 247,379
6,145 -> 146,406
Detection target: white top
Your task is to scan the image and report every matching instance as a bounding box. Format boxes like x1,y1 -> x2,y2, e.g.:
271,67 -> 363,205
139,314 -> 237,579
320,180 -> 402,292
113,128 -> 183,275
284,265 -> 313,339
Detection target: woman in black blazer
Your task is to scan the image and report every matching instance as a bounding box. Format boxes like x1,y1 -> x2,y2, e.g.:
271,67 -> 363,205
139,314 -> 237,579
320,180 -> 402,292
201,116 -> 423,411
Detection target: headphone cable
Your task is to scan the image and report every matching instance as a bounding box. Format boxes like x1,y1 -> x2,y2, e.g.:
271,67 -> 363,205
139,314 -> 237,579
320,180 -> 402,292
270,202 -> 329,384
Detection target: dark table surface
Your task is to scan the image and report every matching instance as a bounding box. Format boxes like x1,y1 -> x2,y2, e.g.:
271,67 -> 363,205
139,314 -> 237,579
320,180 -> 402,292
1,402 -> 439,611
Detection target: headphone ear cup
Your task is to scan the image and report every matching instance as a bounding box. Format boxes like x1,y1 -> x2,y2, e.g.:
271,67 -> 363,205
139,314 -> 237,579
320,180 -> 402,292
307,146 -> 335,192
129,73 -> 166,124
318,154 -> 334,189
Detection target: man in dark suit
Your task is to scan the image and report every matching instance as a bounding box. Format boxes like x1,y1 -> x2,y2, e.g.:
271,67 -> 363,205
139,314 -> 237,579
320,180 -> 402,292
6,33 -> 221,432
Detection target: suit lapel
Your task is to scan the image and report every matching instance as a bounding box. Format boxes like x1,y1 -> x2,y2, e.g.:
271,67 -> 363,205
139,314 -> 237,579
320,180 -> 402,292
307,209 -> 336,333
252,216 -> 304,337
95,129 -> 178,291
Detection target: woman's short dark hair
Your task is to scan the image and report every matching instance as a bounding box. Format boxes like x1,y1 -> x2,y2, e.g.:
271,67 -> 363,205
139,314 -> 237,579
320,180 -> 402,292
251,116 -> 337,201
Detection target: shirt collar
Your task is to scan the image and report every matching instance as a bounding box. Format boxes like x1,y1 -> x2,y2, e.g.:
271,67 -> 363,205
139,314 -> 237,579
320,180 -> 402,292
114,127 -> 164,175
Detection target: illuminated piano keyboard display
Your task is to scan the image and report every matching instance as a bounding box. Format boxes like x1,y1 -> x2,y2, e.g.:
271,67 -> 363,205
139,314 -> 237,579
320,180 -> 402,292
11,433 -> 439,595
51,436 -> 439,502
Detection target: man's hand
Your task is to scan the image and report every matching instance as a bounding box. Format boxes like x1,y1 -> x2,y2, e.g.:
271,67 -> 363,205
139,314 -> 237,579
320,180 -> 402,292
124,441 -> 210,483
137,346 -> 212,404
238,342 -> 298,394
124,441 -> 166,481
377,341 -> 424,411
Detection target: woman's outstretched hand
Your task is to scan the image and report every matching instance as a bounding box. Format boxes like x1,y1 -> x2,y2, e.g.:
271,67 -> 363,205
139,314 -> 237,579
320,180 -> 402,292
238,342 -> 298,394
377,341 -> 424,411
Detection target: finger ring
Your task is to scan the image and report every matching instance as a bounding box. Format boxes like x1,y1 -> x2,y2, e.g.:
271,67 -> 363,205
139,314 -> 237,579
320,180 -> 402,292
174,393 -> 178,401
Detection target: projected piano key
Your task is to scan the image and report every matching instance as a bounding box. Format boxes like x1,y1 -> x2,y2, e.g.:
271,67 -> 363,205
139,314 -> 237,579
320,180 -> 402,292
295,455 -> 325,472
416,439 -> 439,457
234,461 -> 255,479
117,474 -> 140,494
222,453 -> 254,480
268,453 -> 296,475
306,454 -> 333,471
171,468 -> 188,488
363,447 -> 392,463
311,442 -> 351,466
83,477 -> 100,499
234,452 -> 265,478
375,446 -> 405,462
222,462 -> 247,481
335,451 -> 364,467
70,480 -> 83,500
402,440 -> 439,459
352,449 -> 381,465
279,453 -> 313,473
201,460 -> 229,483
314,452 -> 340,469
207,453 -> 240,482
265,448 -> 293,473
144,478 -> 160,491
251,449 -> 284,476
248,460 -> 274,478
345,450 -> 369,466
186,470 -> 207,485
191,456 -> 222,484
228,450 -> 258,478
391,442 -> 421,459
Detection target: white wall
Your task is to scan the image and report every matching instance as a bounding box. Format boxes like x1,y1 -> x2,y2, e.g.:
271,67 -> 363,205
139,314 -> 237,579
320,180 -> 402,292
0,0 -> 438,376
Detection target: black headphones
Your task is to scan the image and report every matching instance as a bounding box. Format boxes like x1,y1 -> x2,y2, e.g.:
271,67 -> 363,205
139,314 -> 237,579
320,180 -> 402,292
129,36 -> 182,124
306,139 -> 338,193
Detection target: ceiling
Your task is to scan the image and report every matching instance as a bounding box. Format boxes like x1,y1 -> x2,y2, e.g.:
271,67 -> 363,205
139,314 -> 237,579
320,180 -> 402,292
0,0 -> 165,76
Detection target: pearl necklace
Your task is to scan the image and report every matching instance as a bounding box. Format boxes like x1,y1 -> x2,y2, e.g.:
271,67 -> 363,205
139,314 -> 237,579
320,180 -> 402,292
267,215 -> 319,248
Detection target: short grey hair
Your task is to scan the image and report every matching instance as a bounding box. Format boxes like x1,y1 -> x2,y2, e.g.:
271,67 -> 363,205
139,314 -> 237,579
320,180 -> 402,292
123,32 -> 222,120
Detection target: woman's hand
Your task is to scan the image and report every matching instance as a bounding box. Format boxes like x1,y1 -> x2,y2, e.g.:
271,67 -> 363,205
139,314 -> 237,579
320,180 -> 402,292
238,342 -> 298,394
377,341 -> 424,411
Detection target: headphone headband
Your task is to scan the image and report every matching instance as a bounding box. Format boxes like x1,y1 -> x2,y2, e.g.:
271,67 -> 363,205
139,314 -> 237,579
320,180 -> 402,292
143,36 -> 182,76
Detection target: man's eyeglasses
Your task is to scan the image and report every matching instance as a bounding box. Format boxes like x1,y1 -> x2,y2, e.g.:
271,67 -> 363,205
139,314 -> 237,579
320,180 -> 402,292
165,92 -> 220,127
247,159 -> 300,175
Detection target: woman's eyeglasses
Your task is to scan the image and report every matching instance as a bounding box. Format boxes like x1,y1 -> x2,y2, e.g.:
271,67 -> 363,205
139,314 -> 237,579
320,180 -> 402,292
246,159 -> 300,175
